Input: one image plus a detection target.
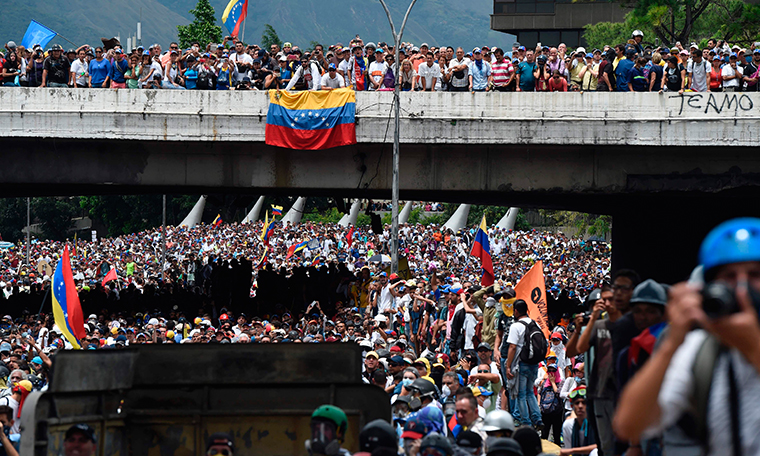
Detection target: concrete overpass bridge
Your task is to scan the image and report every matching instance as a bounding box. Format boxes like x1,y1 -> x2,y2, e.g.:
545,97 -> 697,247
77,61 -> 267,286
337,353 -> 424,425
1,88 -> 759,282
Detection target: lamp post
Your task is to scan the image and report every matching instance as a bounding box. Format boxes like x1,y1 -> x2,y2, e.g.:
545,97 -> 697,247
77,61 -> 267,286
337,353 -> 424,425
377,0 -> 418,274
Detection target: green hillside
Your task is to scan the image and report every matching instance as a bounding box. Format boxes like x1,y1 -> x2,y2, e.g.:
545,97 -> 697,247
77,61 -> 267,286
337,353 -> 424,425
2,0 -> 513,54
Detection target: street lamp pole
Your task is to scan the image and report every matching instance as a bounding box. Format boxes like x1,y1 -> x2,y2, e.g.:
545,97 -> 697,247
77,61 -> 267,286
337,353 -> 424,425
377,0 -> 418,274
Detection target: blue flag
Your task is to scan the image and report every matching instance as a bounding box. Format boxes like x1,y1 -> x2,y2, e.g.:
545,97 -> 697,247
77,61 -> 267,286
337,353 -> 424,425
21,20 -> 57,50
221,0 -> 248,37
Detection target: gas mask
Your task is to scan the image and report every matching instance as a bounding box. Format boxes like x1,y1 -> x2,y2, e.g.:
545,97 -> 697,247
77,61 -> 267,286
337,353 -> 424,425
307,420 -> 341,456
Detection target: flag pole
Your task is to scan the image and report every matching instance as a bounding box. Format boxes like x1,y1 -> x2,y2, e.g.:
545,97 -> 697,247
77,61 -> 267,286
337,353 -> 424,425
54,33 -> 78,48
26,197 -> 30,266
161,195 -> 166,278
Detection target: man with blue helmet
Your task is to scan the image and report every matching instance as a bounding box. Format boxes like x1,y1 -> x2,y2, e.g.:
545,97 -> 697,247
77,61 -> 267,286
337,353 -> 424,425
614,217 -> 760,456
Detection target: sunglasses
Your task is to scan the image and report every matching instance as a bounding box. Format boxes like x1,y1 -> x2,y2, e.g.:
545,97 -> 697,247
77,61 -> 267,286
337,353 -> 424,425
478,369 -> 490,374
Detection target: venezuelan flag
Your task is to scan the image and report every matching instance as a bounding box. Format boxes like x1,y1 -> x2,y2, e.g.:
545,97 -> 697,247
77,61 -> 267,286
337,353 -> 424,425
265,88 -> 357,150
212,214 -> 223,227
470,215 -> 495,286
272,205 -> 283,216
286,240 -> 309,259
222,0 -> 248,38
261,212 -> 276,244
52,246 -> 86,349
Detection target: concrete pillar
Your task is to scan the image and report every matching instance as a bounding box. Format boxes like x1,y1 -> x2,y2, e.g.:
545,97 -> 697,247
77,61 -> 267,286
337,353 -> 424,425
399,201 -> 413,225
178,195 -> 206,228
496,207 -> 519,230
243,196 -> 266,224
443,204 -> 471,233
339,199 -> 361,227
281,197 -> 307,226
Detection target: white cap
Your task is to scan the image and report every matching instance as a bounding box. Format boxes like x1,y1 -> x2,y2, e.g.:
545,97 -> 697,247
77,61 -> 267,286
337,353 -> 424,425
147,318 -> 159,326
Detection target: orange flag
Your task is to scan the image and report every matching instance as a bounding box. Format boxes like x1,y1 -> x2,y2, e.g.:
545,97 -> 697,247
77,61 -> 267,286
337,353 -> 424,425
515,260 -> 550,338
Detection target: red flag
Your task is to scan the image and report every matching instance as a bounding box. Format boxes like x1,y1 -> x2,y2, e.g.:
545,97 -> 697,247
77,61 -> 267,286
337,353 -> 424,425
102,268 -> 118,287
346,226 -> 355,245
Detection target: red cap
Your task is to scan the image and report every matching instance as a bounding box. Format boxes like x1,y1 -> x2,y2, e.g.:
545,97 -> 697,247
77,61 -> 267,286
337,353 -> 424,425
551,332 -> 562,339
436,353 -> 450,364
389,273 -> 399,280
390,346 -> 403,353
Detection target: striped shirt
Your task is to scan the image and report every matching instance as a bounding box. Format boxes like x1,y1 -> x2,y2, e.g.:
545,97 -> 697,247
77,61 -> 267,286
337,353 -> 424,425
492,59 -> 514,87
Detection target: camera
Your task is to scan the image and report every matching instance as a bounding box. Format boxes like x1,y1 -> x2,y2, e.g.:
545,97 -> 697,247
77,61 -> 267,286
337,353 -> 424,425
701,282 -> 760,318
567,311 -> 592,333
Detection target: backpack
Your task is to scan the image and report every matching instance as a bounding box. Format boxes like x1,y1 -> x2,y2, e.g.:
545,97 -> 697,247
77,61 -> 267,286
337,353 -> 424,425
196,68 -> 215,90
539,385 -> 560,413
518,320 -> 548,365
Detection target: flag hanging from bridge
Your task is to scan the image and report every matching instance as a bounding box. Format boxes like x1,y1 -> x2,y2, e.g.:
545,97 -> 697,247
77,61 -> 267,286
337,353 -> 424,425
265,88 -> 357,150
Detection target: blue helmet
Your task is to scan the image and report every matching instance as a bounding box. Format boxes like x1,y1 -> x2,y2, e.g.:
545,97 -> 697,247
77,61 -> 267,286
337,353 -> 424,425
699,218 -> 760,273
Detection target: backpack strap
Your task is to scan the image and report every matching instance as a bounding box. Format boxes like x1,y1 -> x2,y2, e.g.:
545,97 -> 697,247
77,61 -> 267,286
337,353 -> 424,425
692,334 -> 720,445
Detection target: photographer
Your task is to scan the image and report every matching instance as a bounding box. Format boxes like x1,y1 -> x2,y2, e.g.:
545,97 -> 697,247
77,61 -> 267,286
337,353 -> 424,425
533,55 -> 550,91
614,218 -> 760,455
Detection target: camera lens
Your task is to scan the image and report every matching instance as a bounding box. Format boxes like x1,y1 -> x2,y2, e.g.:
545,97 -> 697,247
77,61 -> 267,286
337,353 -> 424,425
702,282 -> 739,318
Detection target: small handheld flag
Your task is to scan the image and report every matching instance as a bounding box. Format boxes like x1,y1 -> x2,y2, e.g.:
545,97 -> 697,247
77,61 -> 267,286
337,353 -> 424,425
272,205 -> 283,216
212,214 -> 223,227
52,246 -> 86,349
286,240 -> 309,259
102,268 -> 118,287
346,225 -> 355,246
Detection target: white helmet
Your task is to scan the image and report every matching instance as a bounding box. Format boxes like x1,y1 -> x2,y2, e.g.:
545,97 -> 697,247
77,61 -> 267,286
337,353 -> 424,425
632,30 -> 644,37
482,410 -> 516,433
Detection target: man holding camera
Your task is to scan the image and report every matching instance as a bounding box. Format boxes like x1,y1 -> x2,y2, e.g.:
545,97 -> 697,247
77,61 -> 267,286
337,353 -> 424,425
614,218 -> 760,455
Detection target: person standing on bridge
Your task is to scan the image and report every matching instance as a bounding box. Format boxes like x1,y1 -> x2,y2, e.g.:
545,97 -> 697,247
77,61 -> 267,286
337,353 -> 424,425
687,46 -> 711,92
41,44 -> 70,88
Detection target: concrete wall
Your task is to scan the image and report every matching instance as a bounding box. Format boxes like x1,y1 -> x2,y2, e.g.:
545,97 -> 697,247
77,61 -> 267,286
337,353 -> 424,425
1,88 -> 759,146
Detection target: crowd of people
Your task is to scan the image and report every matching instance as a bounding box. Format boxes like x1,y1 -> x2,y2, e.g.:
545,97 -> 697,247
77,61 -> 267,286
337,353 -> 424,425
6,215 -> 760,456
3,32 -> 760,92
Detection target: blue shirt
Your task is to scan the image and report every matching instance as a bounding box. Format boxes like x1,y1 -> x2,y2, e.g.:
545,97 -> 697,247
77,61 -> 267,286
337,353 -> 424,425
216,66 -> 231,90
109,59 -> 128,83
88,58 -> 111,86
630,66 -> 648,92
185,68 -> 198,90
615,58 -> 634,92
517,61 -> 537,91
468,60 -> 492,90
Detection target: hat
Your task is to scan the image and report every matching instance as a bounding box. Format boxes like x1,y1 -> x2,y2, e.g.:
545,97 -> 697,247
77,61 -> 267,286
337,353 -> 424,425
375,48 -> 384,54
31,356 -> 43,365
328,62 -> 337,70
680,49 -> 689,55
547,363 -> 558,370
477,342 -> 492,351
279,55 -> 288,62
550,332 -> 562,339
402,416 -> 430,439
390,355 -> 405,364
0,342 -> 11,353
50,44 -> 63,51
486,437 -> 523,456
66,424 -> 96,443
389,273 -> 399,280
585,53 -> 593,59
420,42 -> 429,48
456,430 -> 483,450
366,351 -> 379,359
206,432 -> 234,453
283,42 -> 292,47
753,49 -> 760,55
472,48 -> 482,54
661,47 -> 670,54
518,46 -> 526,51
6,41 -> 16,49
471,386 -> 494,397
630,279 -> 667,306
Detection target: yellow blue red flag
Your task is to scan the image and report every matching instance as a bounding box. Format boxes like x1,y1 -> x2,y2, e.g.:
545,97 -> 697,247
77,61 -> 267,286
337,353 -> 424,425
470,215 -> 494,286
272,205 -> 283,216
52,246 -> 86,349
212,214 -> 223,227
222,0 -> 248,37
266,88 -> 357,150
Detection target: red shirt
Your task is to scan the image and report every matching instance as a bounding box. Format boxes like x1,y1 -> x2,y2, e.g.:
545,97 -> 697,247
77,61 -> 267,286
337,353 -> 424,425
548,77 -> 568,92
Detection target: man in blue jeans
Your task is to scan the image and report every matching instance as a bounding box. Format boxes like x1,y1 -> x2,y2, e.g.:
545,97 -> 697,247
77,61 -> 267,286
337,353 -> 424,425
505,300 -> 543,429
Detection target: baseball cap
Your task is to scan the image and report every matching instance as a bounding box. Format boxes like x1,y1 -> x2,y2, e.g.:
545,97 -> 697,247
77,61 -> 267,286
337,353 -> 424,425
283,42 -> 292,47
366,351 -> 379,359
420,42 -> 429,48
402,416 -> 430,439
472,47 -> 482,54
66,424 -> 97,443
375,48 -> 384,54
6,41 -> 16,49
585,53 -> 593,59
328,63 -> 337,70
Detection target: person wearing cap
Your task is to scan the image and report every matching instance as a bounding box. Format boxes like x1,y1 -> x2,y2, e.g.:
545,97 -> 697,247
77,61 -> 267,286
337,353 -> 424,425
68,48 -> 89,88
367,48 -> 387,90
742,48 -> 760,91
661,54 -> 686,93
206,432 -> 234,456
721,53 -> 743,92
285,55 -> 322,91
468,48 -> 492,92
63,423 -> 96,456
41,44 -> 71,88
577,52 -> 599,91
560,386 -> 597,456
401,415 -> 430,456
457,429 -> 484,455
109,48 -> 129,88
687,45 -> 711,92
419,432 -> 453,456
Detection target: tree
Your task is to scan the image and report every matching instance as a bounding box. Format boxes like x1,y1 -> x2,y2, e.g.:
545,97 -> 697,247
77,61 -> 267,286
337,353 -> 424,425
0,198 -> 28,243
177,0 -> 223,49
261,24 -> 281,50
32,197 -> 80,241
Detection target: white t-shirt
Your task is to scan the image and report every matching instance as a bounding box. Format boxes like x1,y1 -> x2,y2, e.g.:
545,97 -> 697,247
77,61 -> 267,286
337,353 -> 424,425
721,64 -> 743,88
0,396 -> 19,433
150,61 -> 164,81
230,52 -> 253,70
378,284 -> 395,313
70,59 -> 88,86
449,57 -> 471,87
464,305 -> 483,350
321,73 -> 345,89
506,316 -> 531,350
643,329 -> 760,455
338,59 -> 352,79
417,62 -> 441,90
687,59 -> 711,91
367,61 -> 387,89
